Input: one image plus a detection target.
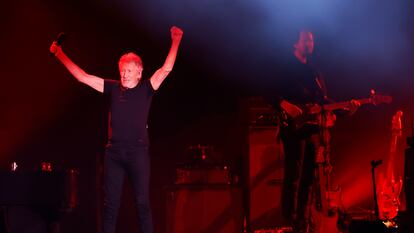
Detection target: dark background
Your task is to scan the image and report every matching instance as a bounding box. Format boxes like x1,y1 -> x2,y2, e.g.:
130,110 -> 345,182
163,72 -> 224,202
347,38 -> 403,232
1,0 -> 414,232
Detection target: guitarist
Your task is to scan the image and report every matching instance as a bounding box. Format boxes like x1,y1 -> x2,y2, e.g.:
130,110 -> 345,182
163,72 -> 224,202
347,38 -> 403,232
270,29 -> 360,233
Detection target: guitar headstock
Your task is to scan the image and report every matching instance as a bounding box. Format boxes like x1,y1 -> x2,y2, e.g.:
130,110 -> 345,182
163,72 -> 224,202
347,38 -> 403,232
392,110 -> 403,134
370,89 -> 393,105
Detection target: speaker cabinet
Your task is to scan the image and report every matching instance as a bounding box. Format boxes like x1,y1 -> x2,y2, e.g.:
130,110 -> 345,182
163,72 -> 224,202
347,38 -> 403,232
247,126 -> 285,229
165,185 -> 243,233
348,220 -> 387,233
405,147 -> 414,212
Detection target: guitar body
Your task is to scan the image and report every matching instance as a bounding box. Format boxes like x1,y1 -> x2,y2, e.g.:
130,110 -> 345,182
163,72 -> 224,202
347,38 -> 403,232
377,173 -> 403,220
310,208 -> 341,233
377,110 -> 403,220
310,168 -> 342,233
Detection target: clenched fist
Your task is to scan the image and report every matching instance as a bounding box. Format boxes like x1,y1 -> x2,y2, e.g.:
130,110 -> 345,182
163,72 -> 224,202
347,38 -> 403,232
49,41 -> 62,56
170,26 -> 183,41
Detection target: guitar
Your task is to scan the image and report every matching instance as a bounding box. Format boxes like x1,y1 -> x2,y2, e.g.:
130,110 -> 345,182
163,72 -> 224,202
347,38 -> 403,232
309,112 -> 342,233
281,90 -> 393,129
377,110 -> 404,220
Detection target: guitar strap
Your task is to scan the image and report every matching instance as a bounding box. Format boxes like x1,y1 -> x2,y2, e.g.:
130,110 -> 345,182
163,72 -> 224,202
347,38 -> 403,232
315,72 -> 328,101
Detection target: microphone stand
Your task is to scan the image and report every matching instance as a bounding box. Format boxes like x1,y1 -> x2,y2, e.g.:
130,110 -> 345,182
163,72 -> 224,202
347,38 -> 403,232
371,159 -> 382,220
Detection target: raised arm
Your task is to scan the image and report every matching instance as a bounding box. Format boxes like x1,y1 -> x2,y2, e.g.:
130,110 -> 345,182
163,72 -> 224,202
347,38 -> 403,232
50,42 -> 104,93
150,26 -> 183,90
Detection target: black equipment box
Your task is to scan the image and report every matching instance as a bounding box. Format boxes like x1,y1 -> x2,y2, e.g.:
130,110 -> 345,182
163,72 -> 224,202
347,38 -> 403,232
175,167 -> 232,185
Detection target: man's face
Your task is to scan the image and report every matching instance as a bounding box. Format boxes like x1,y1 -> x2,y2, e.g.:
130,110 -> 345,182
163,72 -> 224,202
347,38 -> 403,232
296,31 -> 314,55
119,62 -> 142,88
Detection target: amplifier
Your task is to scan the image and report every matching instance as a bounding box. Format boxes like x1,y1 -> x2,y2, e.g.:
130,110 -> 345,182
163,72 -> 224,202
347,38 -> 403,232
165,185 -> 243,233
175,167 -> 232,185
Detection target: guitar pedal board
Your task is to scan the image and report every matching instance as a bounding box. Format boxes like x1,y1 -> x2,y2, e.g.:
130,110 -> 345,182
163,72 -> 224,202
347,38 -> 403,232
175,166 -> 232,185
253,226 -> 293,233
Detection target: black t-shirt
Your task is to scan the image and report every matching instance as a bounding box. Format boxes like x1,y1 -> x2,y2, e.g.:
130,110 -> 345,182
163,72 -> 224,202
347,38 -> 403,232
278,56 -> 326,106
104,79 -> 155,146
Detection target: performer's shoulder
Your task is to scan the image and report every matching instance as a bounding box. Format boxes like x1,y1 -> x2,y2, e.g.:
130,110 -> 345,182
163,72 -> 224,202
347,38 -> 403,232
103,79 -> 120,93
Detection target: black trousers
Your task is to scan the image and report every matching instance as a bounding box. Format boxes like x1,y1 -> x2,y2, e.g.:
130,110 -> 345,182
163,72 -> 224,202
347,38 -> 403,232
280,124 -> 320,225
102,144 -> 153,233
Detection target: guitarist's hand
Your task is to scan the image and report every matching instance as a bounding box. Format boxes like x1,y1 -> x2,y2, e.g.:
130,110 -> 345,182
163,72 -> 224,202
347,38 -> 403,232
347,99 -> 361,115
308,104 -> 322,114
280,100 -> 303,118
324,111 -> 337,127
